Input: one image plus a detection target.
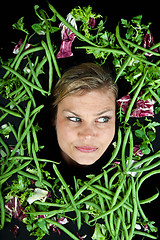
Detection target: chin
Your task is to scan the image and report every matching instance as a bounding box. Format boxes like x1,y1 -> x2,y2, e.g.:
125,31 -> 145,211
74,156 -> 99,166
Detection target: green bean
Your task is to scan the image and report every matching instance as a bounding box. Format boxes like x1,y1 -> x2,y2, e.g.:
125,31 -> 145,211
74,172 -> 103,201
0,188 -> 5,229
93,184 -> 114,197
34,201 -> 69,208
18,170 -> 52,189
103,170 -> 109,188
98,194 -> 113,238
52,164 -> 80,228
0,136 -> 10,158
32,143 -> 42,182
26,133 -> 31,158
116,25 -> 156,66
3,35 -> 28,79
123,38 -> 160,57
30,104 -> 44,117
130,160 -> 160,173
103,127 -> 122,169
0,112 -> 8,123
0,161 -> 31,181
114,216 -> 121,240
41,40 -> 53,94
84,201 -> 101,211
109,211 -> 116,237
28,208 -> 71,217
134,231 -> 157,239
126,130 -> 133,172
138,169 -> 160,190
35,57 -> 47,76
0,106 -> 22,118
27,56 -> 43,91
46,219 -> 80,240
111,174 -> 126,208
21,81 -> 36,108
115,55 -> 132,83
76,193 -> 96,205
128,178 -> 138,240
60,187 -> 69,204
117,208 -> 129,240
149,88 -> 160,105
76,45 -> 126,56
94,184 -> 133,212
85,184 -> 112,201
2,65 -> 49,95
130,150 -> 160,170
121,126 -> 131,171
31,125 -> 39,153
109,171 -> 121,190
25,100 -> 32,155
140,190 -> 159,204
8,156 -> 57,163
10,114 -> 36,157
8,85 -> 24,98
14,46 -> 43,71
3,161 -> 17,175
89,180 -> 131,223
17,118 -> 25,141
43,11 -> 61,79
49,4 -> 98,47
125,70 -> 147,122
25,100 -> 32,126
8,156 -> 33,161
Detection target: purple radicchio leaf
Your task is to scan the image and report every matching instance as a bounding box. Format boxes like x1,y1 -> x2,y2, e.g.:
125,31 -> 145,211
130,97 -> 155,118
143,33 -> 158,57
117,94 -> 131,114
117,94 -> 155,118
133,145 -> 144,157
88,17 -> 96,28
5,196 -> 27,221
13,39 -> 31,55
49,217 -> 69,235
56,13 -> 77,59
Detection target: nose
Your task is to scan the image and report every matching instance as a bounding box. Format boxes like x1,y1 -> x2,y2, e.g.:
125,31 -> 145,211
78,123 -> 97,140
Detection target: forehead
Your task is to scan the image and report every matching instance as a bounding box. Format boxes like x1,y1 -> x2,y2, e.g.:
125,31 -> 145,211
58,89 -> 116,113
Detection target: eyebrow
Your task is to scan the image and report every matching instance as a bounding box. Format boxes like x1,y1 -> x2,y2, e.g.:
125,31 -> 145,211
63,109 -> 114,117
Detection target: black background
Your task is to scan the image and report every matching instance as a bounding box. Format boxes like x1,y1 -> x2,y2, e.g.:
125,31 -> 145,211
0,0 -> 160,239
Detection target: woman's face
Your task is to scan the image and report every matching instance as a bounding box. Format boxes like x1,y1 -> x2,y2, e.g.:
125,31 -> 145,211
55,88 -> 116,165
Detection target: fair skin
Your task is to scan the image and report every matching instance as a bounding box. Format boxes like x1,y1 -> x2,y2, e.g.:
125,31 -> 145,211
55,88 -> 116,166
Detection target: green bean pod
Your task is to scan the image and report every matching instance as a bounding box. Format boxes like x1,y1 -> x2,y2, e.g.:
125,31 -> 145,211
0,188 -> 5,230
52,164 -> 81,229
2,65 -> 49,95
125,70 -> 147,122
128,177 -> 138,240
103,127 -> 122,169
46,219 -> 80,240
116,25 -> 156,66
49,4 -> 98,47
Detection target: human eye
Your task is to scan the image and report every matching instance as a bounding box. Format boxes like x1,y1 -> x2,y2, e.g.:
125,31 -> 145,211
67,116 -> 81,122
96,116 -> 111,123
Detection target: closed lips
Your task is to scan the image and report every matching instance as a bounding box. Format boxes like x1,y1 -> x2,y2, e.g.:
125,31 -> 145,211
75,146 -> 98,153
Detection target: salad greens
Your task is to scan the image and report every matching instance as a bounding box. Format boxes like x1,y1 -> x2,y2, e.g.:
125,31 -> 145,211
0,2 -> 160,239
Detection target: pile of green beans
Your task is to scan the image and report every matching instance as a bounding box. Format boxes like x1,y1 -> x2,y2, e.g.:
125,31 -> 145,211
0,3 -> 160,240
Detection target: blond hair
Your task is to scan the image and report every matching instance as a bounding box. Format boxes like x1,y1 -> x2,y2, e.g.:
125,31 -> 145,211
51,62 -> 118,109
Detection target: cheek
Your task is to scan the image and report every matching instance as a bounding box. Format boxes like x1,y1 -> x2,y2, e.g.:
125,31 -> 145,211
56,117 -> 75,145
100,122 -> 115,147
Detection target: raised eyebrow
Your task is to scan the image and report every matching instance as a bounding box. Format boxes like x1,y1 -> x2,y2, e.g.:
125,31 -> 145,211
63,110 -> 80,117
96,109 -> 114,116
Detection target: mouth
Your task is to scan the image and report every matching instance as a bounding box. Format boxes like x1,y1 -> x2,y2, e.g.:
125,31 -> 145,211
75,146 -> 98,153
